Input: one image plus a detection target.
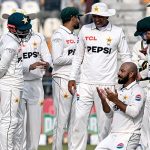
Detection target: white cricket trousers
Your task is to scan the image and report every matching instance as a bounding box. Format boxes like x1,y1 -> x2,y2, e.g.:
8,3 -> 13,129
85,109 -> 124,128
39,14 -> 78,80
140,86 -> 150,150
70,83 -> 114,150
0,86 -> 22,150
95,133 -> 140,150
14,79 -> 44,150
52,77 -> 75,150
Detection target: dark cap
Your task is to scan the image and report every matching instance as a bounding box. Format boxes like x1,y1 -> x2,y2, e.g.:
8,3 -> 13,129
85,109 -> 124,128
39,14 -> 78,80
60,7 -> 82,22
134,17 -> 150,36
8,12 -> 32,30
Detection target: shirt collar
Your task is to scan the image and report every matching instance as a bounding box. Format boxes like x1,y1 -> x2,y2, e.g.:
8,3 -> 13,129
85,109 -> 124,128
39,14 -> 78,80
91,22 -> 112,31
7,32 -> 21,44
121,81 -> 137,90
60,25 -> 75,35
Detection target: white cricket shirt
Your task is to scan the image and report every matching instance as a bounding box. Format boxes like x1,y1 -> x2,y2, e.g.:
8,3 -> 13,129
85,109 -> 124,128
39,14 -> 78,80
22,32 -> 52,81
51,25 -> 78,80
0,32 -> 23,89
70,22 -> 131,85
109,81 -> 145,134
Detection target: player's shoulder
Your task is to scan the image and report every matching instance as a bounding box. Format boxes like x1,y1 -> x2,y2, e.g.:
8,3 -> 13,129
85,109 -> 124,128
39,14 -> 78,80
111,24 -> 123,33
4,33 -> 19,48
133,40 -> 142,46
52,27 -> 65,39
133,83 -> 145,94
30,32 -> 47,44
81,23 -> 94,30
32,32 -> 44,40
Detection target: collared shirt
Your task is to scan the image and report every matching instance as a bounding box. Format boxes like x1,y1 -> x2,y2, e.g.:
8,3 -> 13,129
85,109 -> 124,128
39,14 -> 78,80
0,32 -> 23,89
108,81 -> 145,134
21,32 -> 52,81
70,22 -> 131,85
51,25 -> 78,79
132,40 -> 148,79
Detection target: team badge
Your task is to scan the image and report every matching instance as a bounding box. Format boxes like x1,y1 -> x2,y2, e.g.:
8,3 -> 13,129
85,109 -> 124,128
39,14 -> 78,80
33,41 -> 38,48
135,94 -> 141,101
64,92 -> 69,99
106,36 -> 112,45
116,143 -> 124,149
123,95 -> 128,100
93,6 -> 100,13
22,17 -> 28,24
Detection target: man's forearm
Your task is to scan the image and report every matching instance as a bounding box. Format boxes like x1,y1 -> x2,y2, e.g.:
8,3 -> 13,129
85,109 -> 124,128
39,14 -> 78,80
101,99 -> 111,113
112,98 -> 127,113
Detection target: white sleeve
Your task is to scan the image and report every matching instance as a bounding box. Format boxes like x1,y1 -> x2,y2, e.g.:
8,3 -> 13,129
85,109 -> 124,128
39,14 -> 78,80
105,111 -> 113,118
132,41 -> 146,68
118,29 -> 132,62
40,35 -> 52,66
105,101 -> 114,118
125,88 -> 145,118
132,42 -> 141,67
51,32 -> 73,66
0,48 -> 16,78
69,28 -> 85,80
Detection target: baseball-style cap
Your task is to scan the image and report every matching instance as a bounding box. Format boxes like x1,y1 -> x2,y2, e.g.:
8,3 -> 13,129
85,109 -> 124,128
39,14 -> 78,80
134,16 -> 150,36
86,2 -> 116,17
8,12 -> 32,30
60,7 -> 83,22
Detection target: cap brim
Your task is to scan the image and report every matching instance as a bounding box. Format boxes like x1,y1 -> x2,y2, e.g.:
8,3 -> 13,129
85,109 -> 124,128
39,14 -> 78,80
2,13 -> 37,20
134,31 -> 143,36
86,9 -> 116,17
18,24 -> 32,30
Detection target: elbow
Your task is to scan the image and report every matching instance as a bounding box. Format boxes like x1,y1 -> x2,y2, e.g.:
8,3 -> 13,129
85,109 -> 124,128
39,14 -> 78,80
126,107 -> 139,118
130,111 -> 139,118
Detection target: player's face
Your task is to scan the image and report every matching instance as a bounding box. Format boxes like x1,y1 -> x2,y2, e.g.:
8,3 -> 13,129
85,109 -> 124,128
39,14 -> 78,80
73,16 -> 80,29
145,31 -> 150,44
92,15 -> 108,28
16,29 -> 30,39
118,65 -> 130,84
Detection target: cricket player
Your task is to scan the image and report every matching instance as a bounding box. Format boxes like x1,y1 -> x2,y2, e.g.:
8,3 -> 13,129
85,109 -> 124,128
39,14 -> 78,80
51,7 -> 82,150
134,16 -> 150,150
68,2 -> 131,150
132,31 -> 150,91
95,62 -> 145,150
0,12 -> 32,150
18,31 -> 52,150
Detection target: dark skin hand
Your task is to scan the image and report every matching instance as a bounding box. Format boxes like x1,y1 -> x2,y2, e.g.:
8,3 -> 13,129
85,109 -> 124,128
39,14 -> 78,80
96,87 -> 111,113
104,88 -> 127,113
140,46 -> 148,55
68,80 -> 76,95
29,61 -> 49,71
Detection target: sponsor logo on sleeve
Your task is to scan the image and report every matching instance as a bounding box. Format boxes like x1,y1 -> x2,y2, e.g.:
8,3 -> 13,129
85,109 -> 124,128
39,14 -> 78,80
116,143 -> 124,149
135,94 -> 141,101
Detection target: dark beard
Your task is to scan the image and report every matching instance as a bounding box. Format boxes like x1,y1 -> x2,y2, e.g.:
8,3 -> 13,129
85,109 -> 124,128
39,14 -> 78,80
118,74 -> 129,84
74,23 -> 79,29
146,39 -> 150,44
